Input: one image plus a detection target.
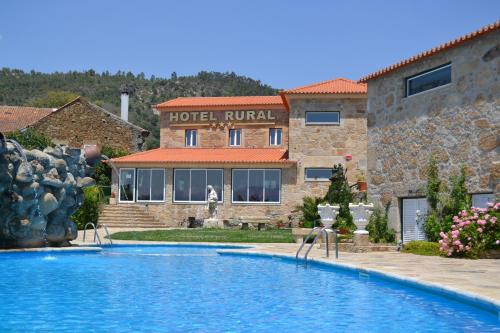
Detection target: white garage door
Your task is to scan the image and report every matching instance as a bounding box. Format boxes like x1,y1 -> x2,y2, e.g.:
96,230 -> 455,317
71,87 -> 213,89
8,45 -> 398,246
402,198 -> 428,243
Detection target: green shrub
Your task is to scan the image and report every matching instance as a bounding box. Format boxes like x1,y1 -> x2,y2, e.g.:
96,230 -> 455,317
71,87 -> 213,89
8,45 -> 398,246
439,205 -> 499,259
71,186 -> 103,230
366,205 -> 396,243
325,164 -> 354,227
402,241 -> 441,256
294,196 -> 323,228
424,158 -> 471,241
93,146 -> 128,187
6,128 -> 53,150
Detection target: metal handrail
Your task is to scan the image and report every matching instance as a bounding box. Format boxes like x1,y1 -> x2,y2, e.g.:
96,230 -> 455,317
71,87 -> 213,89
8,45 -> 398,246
102,224 -> 113,245
83,222 -> 101,245
296,226 -> 340,266
295,227 -> 322,261
303,228 -> 323,264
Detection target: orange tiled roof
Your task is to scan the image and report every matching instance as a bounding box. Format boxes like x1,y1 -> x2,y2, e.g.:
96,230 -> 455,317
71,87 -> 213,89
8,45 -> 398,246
154,96 -> 285,111
110,148 -> 293,165
359,21 -> 500,82
281,78 -> 367,95
0,106 -> 53,133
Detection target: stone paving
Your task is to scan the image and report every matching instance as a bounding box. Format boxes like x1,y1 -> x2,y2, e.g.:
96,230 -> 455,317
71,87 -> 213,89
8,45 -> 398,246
72,227 -> 500,305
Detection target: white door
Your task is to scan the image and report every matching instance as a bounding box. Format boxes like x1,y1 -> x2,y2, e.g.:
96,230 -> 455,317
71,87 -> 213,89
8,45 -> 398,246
402,198 -> 428,243
471,193 -> 495,209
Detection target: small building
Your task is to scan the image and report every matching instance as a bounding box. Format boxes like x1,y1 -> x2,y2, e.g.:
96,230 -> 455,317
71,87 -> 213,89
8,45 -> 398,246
359,22 -> 499,242
110,79 -> 368,226
0,96 -> 149,152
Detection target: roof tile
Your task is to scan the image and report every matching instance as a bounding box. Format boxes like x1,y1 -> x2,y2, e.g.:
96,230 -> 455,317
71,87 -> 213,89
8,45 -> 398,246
359,21 -> 500,82
281,78 -> 367,95
155,96 -> 285,111
110,148 -> 293,165
0,106 -> 53,133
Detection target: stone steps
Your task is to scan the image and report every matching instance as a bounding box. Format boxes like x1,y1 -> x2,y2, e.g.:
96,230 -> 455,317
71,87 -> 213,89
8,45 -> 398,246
98,204 -> 166,228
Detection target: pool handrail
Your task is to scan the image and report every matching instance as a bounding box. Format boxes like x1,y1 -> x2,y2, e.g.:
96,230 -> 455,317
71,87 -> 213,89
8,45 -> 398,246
82,222 -> 102,245
296,227 -> 339,266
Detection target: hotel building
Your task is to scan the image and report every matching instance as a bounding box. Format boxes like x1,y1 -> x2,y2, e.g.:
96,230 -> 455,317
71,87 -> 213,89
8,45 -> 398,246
109,79 -> 368,226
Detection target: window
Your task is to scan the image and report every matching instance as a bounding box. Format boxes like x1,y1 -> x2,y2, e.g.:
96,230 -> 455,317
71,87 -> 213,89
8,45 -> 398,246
305,168 -> 333,181
185,129 -> 197,147
305,111 -> 340,125
232,169 -> 281,203
269,128 -> 282,146
174,169 -> 223,203
137,169 -> 165,202
119,168 -> 135,202
229,129 -> 241,146
406,63 -> 451,97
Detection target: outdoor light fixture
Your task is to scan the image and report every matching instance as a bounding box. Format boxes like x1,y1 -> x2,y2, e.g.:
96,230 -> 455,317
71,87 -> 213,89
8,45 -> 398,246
344,154 -> 352,161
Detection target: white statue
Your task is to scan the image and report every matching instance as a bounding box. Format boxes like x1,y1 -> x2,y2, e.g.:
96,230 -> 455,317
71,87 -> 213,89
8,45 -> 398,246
207,185 -> 218,219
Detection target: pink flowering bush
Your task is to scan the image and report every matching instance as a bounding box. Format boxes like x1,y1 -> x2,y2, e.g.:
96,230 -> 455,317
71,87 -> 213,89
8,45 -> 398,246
439,202 -> 500,258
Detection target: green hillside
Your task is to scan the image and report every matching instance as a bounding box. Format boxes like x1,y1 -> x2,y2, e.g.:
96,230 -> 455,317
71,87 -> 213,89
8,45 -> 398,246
0,68 -> 278,148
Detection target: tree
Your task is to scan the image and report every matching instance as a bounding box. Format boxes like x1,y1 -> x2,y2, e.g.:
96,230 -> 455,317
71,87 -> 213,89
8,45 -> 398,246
27,91 -> 78,108
324,164 -> 354,228
5,128 -> 53,150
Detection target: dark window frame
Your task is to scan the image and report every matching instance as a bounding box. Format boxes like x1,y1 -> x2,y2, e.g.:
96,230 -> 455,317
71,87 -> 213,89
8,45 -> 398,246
305,111 -> 340,125
405,63 -> 451,97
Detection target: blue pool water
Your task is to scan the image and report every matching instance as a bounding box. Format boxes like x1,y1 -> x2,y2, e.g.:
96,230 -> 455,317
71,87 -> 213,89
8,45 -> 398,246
0,245 -> 498,332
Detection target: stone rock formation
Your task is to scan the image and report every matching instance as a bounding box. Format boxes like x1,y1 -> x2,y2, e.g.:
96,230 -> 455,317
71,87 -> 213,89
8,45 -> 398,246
0,135 -> 95,248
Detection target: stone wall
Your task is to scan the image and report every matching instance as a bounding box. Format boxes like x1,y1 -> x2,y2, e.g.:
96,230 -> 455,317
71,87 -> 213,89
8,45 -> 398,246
366,29 -> 500,237
287,96 -> 368,199
159,109 -> 289,148
33,98 -> 148,152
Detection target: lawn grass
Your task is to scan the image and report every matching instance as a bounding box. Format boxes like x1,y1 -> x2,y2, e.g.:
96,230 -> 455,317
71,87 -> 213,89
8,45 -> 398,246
401,240 -> 441,256
110,228 -> 294,243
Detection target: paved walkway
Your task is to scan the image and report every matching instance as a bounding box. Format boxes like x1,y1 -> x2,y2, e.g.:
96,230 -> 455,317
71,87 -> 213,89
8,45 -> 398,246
73,227 -> 500,305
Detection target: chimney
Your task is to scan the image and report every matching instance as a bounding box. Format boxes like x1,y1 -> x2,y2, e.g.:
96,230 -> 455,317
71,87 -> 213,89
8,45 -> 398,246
120,89 -> 129,122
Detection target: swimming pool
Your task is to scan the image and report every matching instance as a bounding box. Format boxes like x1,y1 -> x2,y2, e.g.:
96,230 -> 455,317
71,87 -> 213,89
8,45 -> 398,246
0,245 -> 498,332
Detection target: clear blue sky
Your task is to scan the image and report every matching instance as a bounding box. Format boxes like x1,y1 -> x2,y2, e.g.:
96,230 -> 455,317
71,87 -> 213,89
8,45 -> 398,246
0,0 -> 498,89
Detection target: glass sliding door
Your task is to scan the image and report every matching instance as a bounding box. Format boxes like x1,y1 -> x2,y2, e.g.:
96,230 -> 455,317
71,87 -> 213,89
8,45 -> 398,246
232,169 -> 281,203
137,168 -> 165,202
137,169 -> 152,201
174,169 -> 224,203
150,169 -> 165,201
119,168 -> 135,202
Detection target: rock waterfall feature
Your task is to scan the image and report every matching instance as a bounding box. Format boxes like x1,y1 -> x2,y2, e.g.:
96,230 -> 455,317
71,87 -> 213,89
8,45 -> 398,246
0,133 -> 95,248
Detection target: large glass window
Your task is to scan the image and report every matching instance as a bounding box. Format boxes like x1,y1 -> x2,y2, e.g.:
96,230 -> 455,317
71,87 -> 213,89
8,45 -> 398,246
232,169 -> 281,203
305,168 -> 333,181
406,63 -> 451,97
185,129 -> 197,147
305,112 -> 340,125
174,169 -> 223,203
269,128 -> 282,146
119,168 -> 135,202
229,129 -> 241,146
137,169 -> 165,202
232,169 -> 248,202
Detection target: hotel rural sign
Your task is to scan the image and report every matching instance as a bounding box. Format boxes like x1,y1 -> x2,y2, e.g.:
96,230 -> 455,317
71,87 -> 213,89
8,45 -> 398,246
168,110 -> 276,123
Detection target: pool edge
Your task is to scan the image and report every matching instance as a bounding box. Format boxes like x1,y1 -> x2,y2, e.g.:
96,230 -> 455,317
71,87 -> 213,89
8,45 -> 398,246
217,249 -> 500,316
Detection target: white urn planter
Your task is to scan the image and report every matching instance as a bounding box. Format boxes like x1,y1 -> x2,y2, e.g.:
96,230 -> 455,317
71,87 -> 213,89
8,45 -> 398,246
317,204 -> 340,229
349,203 -> 374,233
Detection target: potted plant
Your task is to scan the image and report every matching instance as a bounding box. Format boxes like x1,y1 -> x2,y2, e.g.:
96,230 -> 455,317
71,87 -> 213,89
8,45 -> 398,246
109,191 -> 117,205
356,172 -> 367,192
